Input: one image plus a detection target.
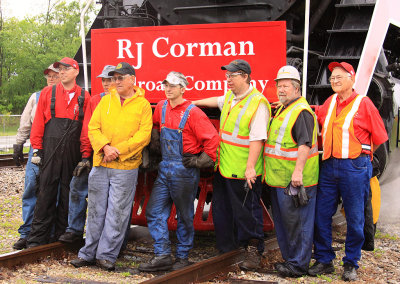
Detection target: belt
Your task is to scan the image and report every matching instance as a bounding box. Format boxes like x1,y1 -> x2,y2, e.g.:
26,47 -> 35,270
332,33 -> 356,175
358,153 -> 369,158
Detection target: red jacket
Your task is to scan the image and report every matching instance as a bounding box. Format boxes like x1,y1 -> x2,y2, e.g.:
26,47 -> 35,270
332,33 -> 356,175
80,93 -> 104,158
30,83 -> 91,151
315,91 -> 388,154
153,100 -> 219,161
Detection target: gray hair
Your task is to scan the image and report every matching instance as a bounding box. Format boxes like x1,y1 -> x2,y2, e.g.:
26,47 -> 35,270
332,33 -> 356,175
291,79 -> 301,94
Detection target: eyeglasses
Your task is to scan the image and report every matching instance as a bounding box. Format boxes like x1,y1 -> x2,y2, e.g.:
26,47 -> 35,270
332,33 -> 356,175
45,75 -> 59,79
58,66 -> 73,72
111,75 -> 129,82
225,72 -> 243,79
329,75 -> 351,82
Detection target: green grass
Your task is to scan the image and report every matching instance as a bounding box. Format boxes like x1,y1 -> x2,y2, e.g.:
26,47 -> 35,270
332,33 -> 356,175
317,274 -> 333,282
375,230 -> 399,240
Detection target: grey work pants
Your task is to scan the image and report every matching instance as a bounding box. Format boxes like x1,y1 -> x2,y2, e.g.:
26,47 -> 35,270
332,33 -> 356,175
78,166 -> 138,263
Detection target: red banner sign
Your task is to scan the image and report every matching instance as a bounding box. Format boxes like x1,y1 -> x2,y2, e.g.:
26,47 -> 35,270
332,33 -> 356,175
91,21 -> 286,103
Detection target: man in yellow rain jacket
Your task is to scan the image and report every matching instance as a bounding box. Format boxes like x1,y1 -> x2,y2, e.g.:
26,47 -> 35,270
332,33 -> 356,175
71,62 -> 152,271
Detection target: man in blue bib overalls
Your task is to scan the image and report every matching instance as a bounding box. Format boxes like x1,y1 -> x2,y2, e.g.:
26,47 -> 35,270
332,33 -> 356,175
139,71 -> 219,272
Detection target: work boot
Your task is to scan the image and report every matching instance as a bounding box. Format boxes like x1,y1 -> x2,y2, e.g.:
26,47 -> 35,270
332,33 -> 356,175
71,257 -> 95,268
274,262 -> 303,278
239,240 -> 262,271
13,238 -> 27,250
26,242 -> 40,249
138,255 -> 173,272
172,258 -> 191,271
308,261 -> 335,276
96,259 -> 115,271
59,232 -> 83,243
342,263 -> 357,281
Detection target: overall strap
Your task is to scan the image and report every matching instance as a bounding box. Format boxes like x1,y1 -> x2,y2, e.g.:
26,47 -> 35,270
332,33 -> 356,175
77,88 -> 86,122
161,100 -> 168,125
178,104 -> 195,130
35,91 -> 41,104
50,85 -> 56,118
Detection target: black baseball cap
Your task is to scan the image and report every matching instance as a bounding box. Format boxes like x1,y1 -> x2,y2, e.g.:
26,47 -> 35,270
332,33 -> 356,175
108,62 -> 135,76
221,59 -> 251,74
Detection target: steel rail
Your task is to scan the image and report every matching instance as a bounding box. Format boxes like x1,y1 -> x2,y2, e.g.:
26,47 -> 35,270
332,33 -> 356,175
0,153 -> 28,167
0,241 -> 82,269
141,237 -> 279,284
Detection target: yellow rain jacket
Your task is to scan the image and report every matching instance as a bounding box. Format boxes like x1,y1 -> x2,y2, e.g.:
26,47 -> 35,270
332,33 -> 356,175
88,86 -> 152,170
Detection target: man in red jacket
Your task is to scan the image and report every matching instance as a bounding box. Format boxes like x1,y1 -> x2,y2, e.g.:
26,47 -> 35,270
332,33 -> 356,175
27,57 -> 91,248
58,65 -> 115,243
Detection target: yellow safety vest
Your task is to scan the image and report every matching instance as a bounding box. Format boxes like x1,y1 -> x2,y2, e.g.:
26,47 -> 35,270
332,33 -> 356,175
264,97 -> 319,187
216,88 -> 270,179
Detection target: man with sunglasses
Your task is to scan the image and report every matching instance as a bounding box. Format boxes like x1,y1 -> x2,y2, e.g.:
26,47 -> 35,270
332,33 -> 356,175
12,64 -> 60,250
71,62 -> 152,271
309,62 -> 387,281
58,65 -> 115,244
138,71 -> 219,272
27,57 -> 91,248
193,59 -> 271,271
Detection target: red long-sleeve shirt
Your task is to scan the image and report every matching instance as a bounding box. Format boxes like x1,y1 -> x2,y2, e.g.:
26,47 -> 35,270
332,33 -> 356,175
315,91 -> 388,153
80,93 -> 104,158
153,100 -> 220,161
30,83 -> 91,151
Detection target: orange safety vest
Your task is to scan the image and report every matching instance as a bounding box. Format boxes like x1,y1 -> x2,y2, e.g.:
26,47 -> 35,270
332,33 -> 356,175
322,93 -> 371,160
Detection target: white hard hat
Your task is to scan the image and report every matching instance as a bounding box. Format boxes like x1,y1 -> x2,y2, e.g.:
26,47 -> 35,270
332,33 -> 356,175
275,65 -> 301,82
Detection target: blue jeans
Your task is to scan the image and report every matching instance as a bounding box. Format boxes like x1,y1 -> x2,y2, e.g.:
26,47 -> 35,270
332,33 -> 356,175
314,156 -> 372,268
271,185 -> 317,274
146,160 -> 200,259
66,173 -> 89,235
18,147 -> 39,238
78,166 -> 138,263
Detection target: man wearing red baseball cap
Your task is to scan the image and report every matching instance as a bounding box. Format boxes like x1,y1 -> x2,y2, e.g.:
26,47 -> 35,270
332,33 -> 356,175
26,57 -> 91,248
309,62 -> 388,281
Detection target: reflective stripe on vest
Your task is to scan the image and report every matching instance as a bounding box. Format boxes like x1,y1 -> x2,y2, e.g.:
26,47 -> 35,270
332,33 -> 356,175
217,88 -> 269,179
264,97 -> 319,187
322,94 -> 367,160
264,101 -> 318,160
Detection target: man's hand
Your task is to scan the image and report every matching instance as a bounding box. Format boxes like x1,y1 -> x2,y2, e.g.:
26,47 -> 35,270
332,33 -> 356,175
102,145 -> 120,163
12,144 -> 24,166
245,166 -> 257,189
73,158 -> 91,176
182,152 -> 214,168
31,149 -> 43,166
291,169 -> 303,187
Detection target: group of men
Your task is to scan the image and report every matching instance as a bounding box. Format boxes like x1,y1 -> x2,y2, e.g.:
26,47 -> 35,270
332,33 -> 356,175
12,57 -> 387,281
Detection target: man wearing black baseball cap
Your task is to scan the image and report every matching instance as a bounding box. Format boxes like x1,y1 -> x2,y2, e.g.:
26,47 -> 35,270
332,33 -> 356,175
71,62 -> 152,271
193,59 -> 271,271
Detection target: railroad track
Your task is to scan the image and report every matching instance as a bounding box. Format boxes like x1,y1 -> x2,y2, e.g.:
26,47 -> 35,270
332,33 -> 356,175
0,153 -> 28,168
0,236 -> 279,283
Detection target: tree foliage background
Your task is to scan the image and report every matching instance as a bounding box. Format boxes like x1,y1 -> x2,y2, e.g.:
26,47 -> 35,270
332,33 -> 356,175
0,0 -> 99,114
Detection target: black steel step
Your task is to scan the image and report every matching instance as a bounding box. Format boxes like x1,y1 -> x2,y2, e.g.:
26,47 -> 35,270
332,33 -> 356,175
335,3 -> 375,8
318,55 -> 361,60
327,28 -> 368,33
309,84 -> 332,89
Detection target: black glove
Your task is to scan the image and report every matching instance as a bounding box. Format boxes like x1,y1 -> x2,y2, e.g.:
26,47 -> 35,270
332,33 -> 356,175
284,183 -> 309,208
13,144 -> 24,166
149,128 -> 161,155
182,152 -> 214,168
73,158 -> 91,176
31,149 -> 43,166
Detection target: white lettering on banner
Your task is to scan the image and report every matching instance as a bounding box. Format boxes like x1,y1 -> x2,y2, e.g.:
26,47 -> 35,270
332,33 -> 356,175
151,37 -> 256,59
117,39 -> 143,69
147,76 -> 269,95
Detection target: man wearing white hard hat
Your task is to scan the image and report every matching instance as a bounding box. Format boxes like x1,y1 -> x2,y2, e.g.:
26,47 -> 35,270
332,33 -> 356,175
263,65 -> 319,277
139,71 -> 219,272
